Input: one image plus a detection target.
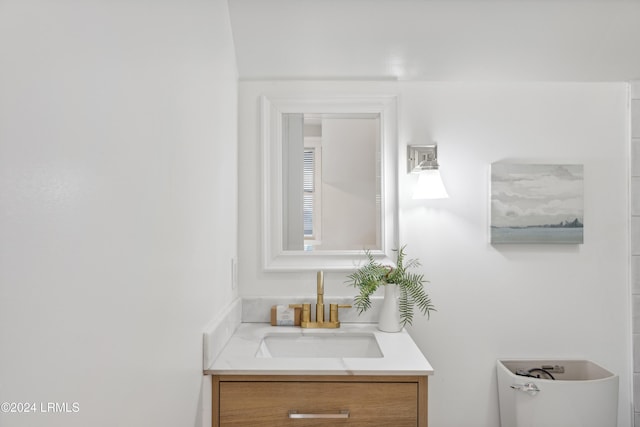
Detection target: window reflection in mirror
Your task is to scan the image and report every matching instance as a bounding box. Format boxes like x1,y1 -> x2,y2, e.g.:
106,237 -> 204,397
282,113 -> 381,252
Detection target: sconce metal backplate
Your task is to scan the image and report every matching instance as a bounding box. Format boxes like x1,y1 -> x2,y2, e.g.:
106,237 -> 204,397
407,144 -> 439,173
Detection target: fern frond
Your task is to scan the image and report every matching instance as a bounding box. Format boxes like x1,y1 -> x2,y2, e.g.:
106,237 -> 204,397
398,284 -> 414,327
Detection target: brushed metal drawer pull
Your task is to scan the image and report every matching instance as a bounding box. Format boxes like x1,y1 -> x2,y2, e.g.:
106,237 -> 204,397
288,410 -> 350,419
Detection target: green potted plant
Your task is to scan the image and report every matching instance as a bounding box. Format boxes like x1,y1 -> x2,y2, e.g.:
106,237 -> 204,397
346,245 -> 435,332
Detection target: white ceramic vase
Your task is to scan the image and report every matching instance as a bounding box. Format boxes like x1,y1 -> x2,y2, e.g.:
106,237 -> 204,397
378,284 -> 402,332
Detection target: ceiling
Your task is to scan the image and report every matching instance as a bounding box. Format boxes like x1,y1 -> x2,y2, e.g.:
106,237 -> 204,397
227,0 -> 640,82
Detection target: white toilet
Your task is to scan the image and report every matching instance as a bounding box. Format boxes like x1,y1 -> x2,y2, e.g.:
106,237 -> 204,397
497,359 -> 618,427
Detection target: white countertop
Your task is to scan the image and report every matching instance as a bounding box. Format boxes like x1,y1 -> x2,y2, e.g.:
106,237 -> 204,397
205,323 -> 434,376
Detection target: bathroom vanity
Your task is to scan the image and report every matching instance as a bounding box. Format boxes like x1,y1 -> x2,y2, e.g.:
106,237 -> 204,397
213,374 -> 426,426
206,91 -> 427,424
205,322 -> 433,426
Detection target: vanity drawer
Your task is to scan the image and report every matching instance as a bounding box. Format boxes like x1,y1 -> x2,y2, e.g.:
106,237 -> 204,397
214,375 -> 427,427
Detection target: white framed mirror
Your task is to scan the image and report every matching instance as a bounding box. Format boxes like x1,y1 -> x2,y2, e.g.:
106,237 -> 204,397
261,95 -> 398,271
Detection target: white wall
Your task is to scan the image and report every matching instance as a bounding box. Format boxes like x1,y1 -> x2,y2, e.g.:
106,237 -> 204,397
0,1 -> 238,426
238,81 -> 631,426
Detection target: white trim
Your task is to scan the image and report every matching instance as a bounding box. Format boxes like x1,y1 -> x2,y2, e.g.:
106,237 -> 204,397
261,95 -> 399,271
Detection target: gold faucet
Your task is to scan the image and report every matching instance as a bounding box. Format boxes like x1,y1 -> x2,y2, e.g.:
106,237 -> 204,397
316,270 -> 325,323
290,271 -> 351,328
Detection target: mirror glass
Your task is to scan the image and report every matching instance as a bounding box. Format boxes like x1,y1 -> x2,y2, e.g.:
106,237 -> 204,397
282,113 -> 381,252
262,96 -> 398,271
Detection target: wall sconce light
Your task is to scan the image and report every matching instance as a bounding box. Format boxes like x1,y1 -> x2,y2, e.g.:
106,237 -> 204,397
407,144 -> 449,199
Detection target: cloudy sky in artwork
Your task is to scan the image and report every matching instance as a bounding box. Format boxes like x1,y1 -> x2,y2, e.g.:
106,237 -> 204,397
491,164 -> 584,228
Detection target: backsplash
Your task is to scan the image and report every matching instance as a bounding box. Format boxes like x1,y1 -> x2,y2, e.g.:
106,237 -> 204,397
241,296 -> 382,323
203,298 -> 243,370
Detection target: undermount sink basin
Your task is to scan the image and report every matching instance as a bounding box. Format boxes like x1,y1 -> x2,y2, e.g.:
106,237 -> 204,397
256,333 -> 383,358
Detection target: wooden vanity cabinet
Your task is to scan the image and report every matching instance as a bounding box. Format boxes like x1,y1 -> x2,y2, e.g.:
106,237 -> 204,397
212,375 -> 428,427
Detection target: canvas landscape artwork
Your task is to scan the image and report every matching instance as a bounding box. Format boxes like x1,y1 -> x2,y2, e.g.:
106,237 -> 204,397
490,163 -> 584,244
